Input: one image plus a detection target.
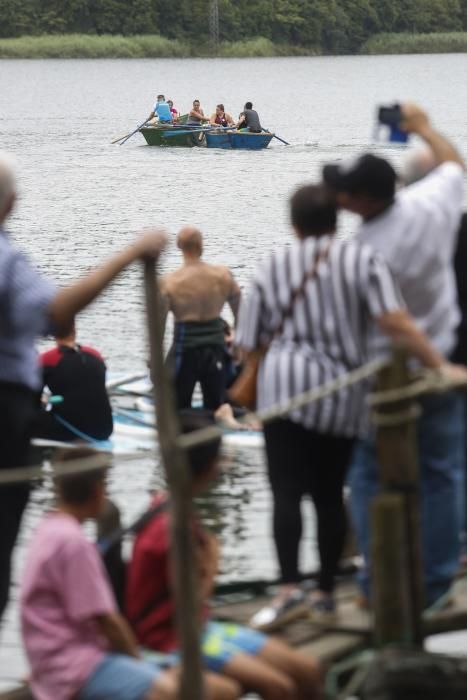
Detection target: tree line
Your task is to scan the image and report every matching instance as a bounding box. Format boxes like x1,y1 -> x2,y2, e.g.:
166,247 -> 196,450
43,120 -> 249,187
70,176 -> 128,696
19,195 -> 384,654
2,0 -> 467,53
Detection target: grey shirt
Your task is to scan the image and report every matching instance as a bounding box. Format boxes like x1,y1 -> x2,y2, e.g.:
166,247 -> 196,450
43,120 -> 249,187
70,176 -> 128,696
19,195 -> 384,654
241,109 -> 262,133
0,229 -> 56,390
358,162 -> 463,357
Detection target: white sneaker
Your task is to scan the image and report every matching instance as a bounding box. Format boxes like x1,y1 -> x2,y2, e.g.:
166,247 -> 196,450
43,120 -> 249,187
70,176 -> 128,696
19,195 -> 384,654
249,589 -> 308,632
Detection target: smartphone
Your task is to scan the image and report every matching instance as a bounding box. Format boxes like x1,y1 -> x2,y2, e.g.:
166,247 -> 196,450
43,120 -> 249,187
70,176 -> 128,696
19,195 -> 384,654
378,104 -> 402,128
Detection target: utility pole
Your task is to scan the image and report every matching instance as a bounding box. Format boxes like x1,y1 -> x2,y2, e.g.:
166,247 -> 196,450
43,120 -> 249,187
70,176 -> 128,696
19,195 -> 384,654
209,0 -> 219,56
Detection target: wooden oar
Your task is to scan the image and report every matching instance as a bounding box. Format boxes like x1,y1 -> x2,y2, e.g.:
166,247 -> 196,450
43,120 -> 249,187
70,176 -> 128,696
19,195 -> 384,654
264,128 -> 290,145
112,118 -> 151,145
106,372 -> 148,392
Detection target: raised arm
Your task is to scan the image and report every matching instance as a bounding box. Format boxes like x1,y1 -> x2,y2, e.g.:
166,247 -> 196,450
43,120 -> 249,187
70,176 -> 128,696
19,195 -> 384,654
48,230 -> 167,335
401,103 -> 465,169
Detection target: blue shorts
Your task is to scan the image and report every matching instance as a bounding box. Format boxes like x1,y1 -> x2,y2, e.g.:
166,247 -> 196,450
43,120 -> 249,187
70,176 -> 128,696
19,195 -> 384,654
77,653 -> 161,700
201,621 -> 267,673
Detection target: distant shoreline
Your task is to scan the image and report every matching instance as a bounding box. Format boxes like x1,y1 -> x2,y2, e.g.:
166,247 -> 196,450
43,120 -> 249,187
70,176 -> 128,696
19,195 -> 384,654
1,32 -> 467,59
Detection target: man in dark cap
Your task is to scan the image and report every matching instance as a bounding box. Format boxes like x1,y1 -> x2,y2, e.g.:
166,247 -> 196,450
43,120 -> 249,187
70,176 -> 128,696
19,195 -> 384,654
323,103 -> 465,607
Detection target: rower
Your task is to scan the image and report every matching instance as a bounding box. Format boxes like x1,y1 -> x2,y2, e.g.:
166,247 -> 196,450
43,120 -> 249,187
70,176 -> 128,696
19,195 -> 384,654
148,94 -> 173,124
160,226 -> 241,411
187,99 -> 209,126
237,101 -> 262,133
168,99 -> 178,120
35,321 -> 113,443
209,104 -> 235,127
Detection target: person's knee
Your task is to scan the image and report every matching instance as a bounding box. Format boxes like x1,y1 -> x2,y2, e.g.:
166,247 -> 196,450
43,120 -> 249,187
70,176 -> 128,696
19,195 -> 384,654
264,673 -> 296,700
144,670 -> 178,700
204,672 -> 241,700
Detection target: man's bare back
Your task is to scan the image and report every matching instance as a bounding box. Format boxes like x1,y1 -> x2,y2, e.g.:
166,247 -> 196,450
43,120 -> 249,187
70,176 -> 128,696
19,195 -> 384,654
161,260 -> 240,322
160,227 -> 241,322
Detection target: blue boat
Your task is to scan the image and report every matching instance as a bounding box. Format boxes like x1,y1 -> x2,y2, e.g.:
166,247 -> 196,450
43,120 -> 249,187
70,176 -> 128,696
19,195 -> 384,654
205,130 -> 273,150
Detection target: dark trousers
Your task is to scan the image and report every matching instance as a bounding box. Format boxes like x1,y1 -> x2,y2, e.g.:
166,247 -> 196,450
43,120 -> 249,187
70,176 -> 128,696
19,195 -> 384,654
264,419 -> 354,593
0,383 -> 37,622
174,345 -> 225,411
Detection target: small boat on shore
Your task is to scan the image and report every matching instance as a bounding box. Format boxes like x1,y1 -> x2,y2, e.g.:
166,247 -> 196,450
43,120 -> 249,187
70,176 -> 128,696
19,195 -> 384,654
205,130 -> 274,150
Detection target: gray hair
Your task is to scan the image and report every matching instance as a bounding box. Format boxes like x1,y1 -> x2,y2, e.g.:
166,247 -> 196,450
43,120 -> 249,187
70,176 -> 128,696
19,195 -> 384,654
0,152 -> 16,215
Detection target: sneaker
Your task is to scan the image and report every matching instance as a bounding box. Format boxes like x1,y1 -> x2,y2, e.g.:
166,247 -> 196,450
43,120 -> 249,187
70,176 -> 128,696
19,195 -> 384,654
308,595 -> 337,623
249,589 -> 308,632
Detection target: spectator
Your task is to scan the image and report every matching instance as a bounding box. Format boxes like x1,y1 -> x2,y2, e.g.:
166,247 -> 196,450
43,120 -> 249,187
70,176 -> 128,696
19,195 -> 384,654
323,102 -> 466,606
235,183 -> 462,629
0,150 -> 167,623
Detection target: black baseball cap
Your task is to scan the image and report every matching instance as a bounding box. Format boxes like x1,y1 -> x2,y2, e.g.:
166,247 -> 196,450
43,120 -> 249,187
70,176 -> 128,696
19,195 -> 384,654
323,154 -> 396,200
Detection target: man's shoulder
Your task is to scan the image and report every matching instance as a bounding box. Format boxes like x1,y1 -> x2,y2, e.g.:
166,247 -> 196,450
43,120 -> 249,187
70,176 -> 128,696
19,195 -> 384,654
40,346 -> 63,367
80,346 -> 105,362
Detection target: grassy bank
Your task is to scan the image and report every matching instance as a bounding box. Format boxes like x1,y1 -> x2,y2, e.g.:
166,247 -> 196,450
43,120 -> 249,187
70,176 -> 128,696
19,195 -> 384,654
0,33 -> 317,59
361,32 -> 467,54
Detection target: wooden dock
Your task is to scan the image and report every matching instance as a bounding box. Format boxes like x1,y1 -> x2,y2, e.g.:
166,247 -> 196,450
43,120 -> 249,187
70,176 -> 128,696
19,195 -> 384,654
4,573 -> 467,699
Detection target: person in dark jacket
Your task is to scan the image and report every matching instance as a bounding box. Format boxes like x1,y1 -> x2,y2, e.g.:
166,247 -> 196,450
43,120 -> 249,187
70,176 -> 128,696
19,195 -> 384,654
35,322 -> 113,442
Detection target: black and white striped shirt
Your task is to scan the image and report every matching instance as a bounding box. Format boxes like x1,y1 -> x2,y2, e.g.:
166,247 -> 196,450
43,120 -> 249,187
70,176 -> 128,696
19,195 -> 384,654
236,234 -> 404,437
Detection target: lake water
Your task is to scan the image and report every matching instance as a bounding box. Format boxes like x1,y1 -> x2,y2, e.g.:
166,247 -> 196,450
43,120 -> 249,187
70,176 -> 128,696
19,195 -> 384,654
1,53 -> 467,688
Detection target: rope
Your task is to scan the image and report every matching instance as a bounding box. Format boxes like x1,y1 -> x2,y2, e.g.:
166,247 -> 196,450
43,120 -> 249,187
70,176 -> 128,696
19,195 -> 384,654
369,368 -> 467,407
178,358 -> 388,451
1,357 -> 463,485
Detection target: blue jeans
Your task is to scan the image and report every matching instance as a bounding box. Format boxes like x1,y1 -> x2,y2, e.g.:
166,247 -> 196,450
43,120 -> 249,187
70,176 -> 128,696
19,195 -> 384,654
349,391 -> 465,607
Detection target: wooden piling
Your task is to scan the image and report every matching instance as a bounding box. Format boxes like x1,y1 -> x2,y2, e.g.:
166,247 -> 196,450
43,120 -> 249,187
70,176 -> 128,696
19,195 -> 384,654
144,259 -> 203,700
371,347 -> 424,647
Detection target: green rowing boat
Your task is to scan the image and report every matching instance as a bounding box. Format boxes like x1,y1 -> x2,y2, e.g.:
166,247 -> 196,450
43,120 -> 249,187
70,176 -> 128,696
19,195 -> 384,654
140,125 -> 207,147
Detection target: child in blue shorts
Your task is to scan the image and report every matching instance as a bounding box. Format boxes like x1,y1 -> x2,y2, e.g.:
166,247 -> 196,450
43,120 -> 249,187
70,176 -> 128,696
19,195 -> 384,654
126,414 -> 322,699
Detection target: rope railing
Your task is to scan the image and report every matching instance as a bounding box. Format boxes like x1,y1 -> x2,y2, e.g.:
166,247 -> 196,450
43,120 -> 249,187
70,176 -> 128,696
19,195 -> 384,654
1,356 -> 465,486
178,357 -> 390,451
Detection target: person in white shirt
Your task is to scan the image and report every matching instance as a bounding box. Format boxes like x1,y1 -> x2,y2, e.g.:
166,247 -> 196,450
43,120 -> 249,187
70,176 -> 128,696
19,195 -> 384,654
323,103 -> 465,607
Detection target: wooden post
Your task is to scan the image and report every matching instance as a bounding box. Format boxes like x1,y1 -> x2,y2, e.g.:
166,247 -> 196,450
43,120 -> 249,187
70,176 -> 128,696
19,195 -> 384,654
371,347 -> 424,647
144,259 -> 203,700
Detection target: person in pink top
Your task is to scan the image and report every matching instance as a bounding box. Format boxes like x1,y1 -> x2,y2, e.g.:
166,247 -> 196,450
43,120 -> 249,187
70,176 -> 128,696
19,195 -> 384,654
20,448 -> 240,700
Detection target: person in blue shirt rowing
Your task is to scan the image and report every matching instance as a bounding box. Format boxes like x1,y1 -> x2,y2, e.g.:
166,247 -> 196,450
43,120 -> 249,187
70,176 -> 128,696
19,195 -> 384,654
148,94 -> 173,124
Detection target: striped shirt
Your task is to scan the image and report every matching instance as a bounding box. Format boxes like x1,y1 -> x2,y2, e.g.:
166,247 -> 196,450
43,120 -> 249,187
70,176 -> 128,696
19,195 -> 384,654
0,228 -> 56,390
236,235 -> 403,437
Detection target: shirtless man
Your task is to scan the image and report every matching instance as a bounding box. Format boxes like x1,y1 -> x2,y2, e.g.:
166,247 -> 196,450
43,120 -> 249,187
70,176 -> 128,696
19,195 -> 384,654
160,227 -> 241,410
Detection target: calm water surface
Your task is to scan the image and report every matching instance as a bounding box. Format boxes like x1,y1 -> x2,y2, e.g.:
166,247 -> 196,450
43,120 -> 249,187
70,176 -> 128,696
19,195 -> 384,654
1,53 -> 467,685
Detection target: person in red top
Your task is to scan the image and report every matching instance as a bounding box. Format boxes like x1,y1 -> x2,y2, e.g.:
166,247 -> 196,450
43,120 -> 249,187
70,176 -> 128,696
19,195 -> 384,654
35,321 -> 113,443
126,413 -> 322,700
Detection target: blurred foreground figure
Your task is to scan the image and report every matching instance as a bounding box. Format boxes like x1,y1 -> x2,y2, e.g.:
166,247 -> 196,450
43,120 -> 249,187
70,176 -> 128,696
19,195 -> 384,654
235,184 -> 462,630
21,449 -> 240,700
126,413 -> 322,700
0,150 -> 167,622
324,103 -> 466,606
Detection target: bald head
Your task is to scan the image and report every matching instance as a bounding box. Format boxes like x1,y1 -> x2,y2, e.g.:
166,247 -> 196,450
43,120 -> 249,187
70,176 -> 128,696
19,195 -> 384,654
0,152 -> 16,223
177,226 -> 203,257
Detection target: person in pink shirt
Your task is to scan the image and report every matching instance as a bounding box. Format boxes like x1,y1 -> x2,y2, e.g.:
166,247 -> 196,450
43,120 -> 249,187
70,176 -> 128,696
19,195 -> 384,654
20,448 -> 239,700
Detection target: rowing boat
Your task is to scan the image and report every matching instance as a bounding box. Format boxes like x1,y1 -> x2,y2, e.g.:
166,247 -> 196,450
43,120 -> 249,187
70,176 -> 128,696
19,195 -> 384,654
205,131 -> 274,150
